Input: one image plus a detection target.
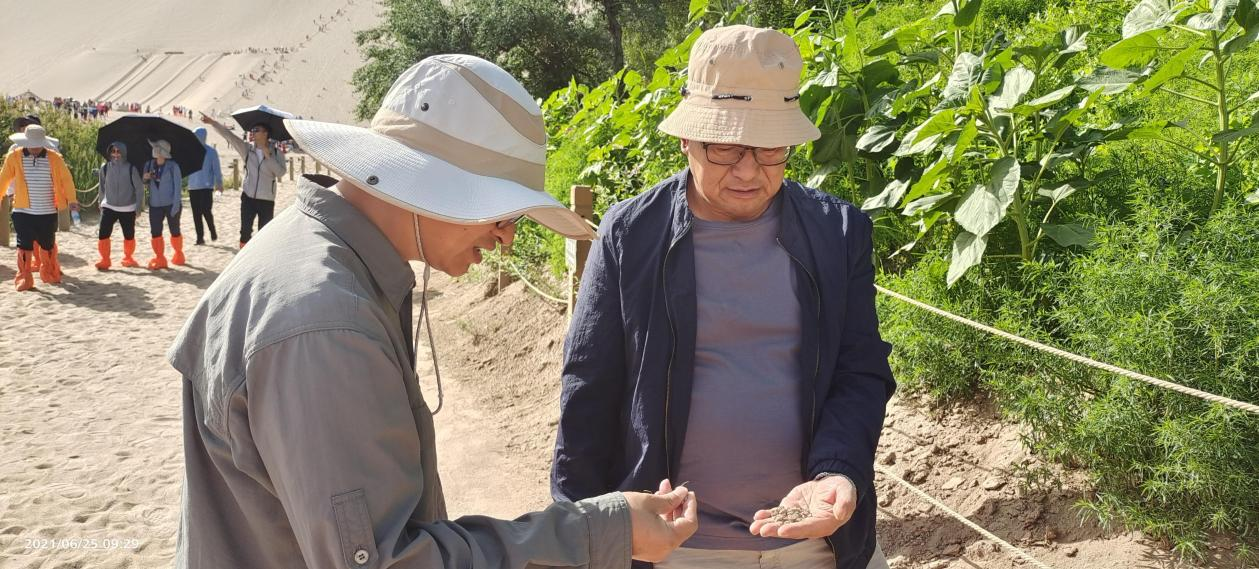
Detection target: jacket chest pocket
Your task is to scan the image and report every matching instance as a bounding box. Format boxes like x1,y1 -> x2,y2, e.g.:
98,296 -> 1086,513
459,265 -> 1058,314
332,489 -> 379,569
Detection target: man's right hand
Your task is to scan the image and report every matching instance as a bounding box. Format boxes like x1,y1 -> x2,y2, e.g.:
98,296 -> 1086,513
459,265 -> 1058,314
623,484 -> 697,563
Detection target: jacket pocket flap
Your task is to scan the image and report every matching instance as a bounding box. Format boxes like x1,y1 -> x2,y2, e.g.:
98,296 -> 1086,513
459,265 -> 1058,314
331,489 -> 378,569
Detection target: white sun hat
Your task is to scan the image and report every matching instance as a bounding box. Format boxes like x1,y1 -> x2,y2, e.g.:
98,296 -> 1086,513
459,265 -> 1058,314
285,54 -> 596,240
9,125 -> 60,150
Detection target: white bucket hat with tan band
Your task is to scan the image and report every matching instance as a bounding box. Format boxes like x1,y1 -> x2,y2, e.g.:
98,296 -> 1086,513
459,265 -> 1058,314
9,124 -> 60,150
659,25 -> 821,149
285,54 -> 596,240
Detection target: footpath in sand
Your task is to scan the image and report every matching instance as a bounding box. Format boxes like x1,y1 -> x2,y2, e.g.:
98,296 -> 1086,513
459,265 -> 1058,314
0,180 -> 1246,568
3,0 -> 380,125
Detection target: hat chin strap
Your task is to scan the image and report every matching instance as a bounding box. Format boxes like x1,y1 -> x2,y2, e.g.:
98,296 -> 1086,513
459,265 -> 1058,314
413,214 -> 444,415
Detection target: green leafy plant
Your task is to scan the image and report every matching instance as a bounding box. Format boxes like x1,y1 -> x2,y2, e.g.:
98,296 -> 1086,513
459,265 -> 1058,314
1098,0 -> 1259,214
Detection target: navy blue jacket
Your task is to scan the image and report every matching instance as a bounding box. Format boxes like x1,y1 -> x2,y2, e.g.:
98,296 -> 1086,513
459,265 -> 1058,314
551,169 -> 896,569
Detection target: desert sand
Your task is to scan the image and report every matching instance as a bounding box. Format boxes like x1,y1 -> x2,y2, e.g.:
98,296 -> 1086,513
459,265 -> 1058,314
0,0 -> 380,125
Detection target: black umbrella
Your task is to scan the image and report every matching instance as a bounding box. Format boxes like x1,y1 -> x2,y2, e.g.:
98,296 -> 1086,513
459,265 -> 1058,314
231,104 -> 295,142
96,115 -> 205,176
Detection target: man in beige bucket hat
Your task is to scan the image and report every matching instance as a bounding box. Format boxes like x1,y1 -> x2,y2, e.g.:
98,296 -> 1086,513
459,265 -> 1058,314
168,54 -> 697,568
553,25 -> 894,569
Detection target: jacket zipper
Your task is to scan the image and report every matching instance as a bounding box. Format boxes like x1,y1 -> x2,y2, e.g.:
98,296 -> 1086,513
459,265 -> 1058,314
780,236 -> 831,563
777,238 -> 822,449
661,230 -> 688,482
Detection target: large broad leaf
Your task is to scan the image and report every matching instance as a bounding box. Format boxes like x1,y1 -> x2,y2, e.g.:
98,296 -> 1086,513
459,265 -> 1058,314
1099,30 -> 1164,68
1037,181 -> 1078,203
1188,0 -> 1240,31
1237,0 -> 1259,31
1042,223 -> 1095,247
1055,27 -> 1091,69
915,109 -> 960,143
904,156 -> 952,203
947,231 -> 989,286
860,60 -> 901,92
865,37 -> 901,56
1060,26 -> 1090,55
688,0 -> 709,21
1212,125 -> 1259,144
793,8 -> 816,29
1079,68 -> 1141,95
1012,85 -> 1076,114
955,0 -> 984,27
1143,44 -> 1201,92
895,114 -> 952,156
856,123 -> 899,154
1222,26 -> 1259,55
990,66 -> 1036,111
1123,0 -> 1179,38
937,52 -> 983,109
954,156 -> 1020,237
902,193 -> 952,216
807,162 -> 839,188
861,178 -> 910,212
944,119 -> 980,161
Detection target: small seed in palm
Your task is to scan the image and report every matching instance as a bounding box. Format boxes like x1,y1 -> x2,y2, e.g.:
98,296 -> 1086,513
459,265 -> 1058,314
767,506 -> 810,524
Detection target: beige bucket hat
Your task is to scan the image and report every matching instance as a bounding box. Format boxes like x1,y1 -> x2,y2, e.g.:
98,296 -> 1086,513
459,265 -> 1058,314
285,54 -> 596,240
659,25 -> 820,149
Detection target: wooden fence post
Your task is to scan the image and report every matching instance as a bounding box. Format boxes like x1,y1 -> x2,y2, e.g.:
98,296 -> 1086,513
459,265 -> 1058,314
315,161 -> 322,175
57,209 -> 71,231
288,157 -> 294,181
567,185 -> 594,315
300,156 -> 306,175
231,159 -> 240,189
497,243 -> 514,294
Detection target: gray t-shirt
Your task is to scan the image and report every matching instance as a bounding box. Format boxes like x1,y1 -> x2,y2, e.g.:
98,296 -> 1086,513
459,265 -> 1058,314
676,198 -> 805,551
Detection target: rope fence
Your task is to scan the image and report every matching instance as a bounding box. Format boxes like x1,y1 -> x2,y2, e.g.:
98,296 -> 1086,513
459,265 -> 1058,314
76,183 -> 101,207
876,465 -> 1055,569
874,285 -> 1259,415
503,258 -> 567,305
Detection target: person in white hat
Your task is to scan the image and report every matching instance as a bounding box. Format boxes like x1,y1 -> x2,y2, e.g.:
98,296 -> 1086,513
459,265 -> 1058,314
143,139 -> 186,269
552,26 -> 894,569
167,54 -> 697,569
0,124 -> 78,291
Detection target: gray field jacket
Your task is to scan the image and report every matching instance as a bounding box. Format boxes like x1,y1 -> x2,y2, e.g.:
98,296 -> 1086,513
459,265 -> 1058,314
168,175 -> 631,569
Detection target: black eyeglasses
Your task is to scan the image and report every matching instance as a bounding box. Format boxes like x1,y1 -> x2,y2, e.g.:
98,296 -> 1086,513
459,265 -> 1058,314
701,143 -> 793,166
496,215 -> 524,229
249,127 -> 267,134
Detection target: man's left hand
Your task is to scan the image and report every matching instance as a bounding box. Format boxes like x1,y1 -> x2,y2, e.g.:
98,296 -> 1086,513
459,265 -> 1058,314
69,203 -> 80,213
748,475 -> 857,539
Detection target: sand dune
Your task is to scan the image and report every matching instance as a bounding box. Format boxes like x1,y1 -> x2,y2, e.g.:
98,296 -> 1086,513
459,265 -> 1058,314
4,0 -> 380,124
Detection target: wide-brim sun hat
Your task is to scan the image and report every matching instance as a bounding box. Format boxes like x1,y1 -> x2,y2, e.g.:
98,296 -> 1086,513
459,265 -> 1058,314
9,124 -> 59,149
285,54 -> 596,240
659,25 -> 821,149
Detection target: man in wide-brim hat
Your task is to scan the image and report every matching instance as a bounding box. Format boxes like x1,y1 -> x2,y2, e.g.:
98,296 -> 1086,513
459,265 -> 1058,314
168,54 -> 698,569
552,25 -> 895,569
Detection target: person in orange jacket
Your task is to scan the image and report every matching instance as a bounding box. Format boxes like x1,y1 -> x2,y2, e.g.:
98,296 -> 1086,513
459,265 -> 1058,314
0,125 -> 78,291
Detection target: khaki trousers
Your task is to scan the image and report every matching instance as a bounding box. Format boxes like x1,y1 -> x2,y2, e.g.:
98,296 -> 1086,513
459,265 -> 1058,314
655,539 -> 889,569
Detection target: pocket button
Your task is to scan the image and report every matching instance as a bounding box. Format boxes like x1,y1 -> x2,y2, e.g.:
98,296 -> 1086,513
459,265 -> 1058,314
353,549 -> 370,565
